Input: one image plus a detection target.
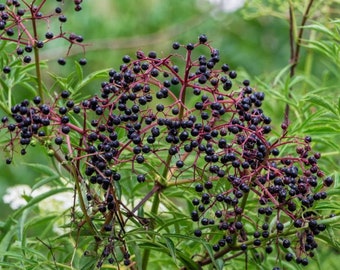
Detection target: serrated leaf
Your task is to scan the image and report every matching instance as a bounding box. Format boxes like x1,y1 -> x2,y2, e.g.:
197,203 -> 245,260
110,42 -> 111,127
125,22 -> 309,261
22,162 -> 58,177
0,262 -> 26,269
303,94 -> 337,115
314,201 -> 340,211
31,175 -> 60,190
73,69 -> 109,96
302,23 -> 338,39
156,217 -> 189,233
272,64 -> 291,86
164,237 -> 177,264
74,61 -> 84,83
138,241 -> 200,270
132,242 -> 143,270
201,241 -> 221,270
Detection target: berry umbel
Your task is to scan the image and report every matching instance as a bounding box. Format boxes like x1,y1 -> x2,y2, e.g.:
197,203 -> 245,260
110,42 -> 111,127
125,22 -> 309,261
0,34 -> 334,269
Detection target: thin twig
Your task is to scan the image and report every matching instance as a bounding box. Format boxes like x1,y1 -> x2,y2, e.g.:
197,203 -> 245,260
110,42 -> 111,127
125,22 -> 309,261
284,0 -> 314,126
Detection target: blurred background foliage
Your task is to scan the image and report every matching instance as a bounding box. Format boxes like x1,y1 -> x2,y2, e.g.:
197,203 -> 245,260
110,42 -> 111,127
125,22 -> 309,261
0,0 -> 339,268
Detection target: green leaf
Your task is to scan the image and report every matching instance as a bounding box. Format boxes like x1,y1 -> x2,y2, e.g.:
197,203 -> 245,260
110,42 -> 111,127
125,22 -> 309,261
74,61 -> 84,83
302,23 -> 339,39
12,187 -> 73,219
272,64 -> 291,86
201,241 -> 222,270
303,95 -> 338,115
73,69 -> 109,97
22,162 -> 59,177
138,241 -> 200,270
31,175 -> 61,190
132,242 -> 143,270
164,237 -> 177,264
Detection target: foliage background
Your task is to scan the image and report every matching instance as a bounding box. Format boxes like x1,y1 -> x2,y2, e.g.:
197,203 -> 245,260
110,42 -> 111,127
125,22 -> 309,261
0,0 -> 339,269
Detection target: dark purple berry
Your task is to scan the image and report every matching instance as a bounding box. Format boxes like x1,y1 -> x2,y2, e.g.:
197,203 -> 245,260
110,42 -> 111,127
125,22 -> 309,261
23,56 -> 31,63
198,34 -> 208,43
58,58 -> 66,65
3,66 -> 11,73
172,42 -> 180,50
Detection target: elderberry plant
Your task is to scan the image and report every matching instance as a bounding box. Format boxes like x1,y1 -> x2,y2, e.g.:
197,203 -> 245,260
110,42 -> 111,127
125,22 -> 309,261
0,1 -> 339,270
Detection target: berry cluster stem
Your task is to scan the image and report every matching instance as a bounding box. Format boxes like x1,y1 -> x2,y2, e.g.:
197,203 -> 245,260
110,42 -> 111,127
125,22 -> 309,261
178,49 -> 192,120
284,0 -> 314,126
141,182 -> 163,269
31,13 -> 44,101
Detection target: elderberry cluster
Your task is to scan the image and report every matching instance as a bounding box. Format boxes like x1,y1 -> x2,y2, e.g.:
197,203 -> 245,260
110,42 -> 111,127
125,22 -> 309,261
0,0 -> 86,70
0,34 -> 334,268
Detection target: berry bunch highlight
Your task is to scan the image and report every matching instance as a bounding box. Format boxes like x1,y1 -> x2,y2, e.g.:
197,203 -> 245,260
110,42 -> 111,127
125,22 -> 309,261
0,34 -> 334,269
0,0 -> 86,67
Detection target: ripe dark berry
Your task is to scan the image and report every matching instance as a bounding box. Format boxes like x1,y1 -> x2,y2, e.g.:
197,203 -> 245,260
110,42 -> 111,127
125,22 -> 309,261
122,55 -> 131,63
186,43 -> 194,50
172,42 -> 180,50
36,41 -> 44,48
55,6 -> 62,13
235,221 -> 243,230
61,126 -> 70,134
61,90 -> 70,99
253,239 -> 261,246
23,56 -> 31,63
304,136 -> 312,143
148,51 -> 157,59
282,239 -> 290,248
137,174 -> 145,183
265,246 -> 273,254
79,58 -> 87,65
136,155 -> 144,164
45,32 -> 54,39
194,229 -> 202,237
16,48 -> 24,55
198,34 -> 208,44
301,258 -> 309,266
240,244 -> 247,250
33,96 -> 41,104
212,244 -> 220,251
323,176 -> 333,187
201,218 -> 209,225
25,45 -> 33,53
176,160 -> 184,168
59,15 -> 67,22
58,58 -> 66,65
221,63 -> 230,72
3,66 -> 11,73
293,219 -> 303,228
191,210 -> 199,221
55,137 -> 63,145
229,71 -> 237,79
285,252 -> 293,261
195,184 -> 204,192
223,80 -> 232,90
192,198 -> 200,206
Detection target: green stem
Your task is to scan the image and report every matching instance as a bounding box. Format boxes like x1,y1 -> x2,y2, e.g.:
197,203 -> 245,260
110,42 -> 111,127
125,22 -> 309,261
141,182 -> 162,269
53,150 -> 101,241
141,42 -> 193,270
33,46 -> 43,99
30,8 -> 44,101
